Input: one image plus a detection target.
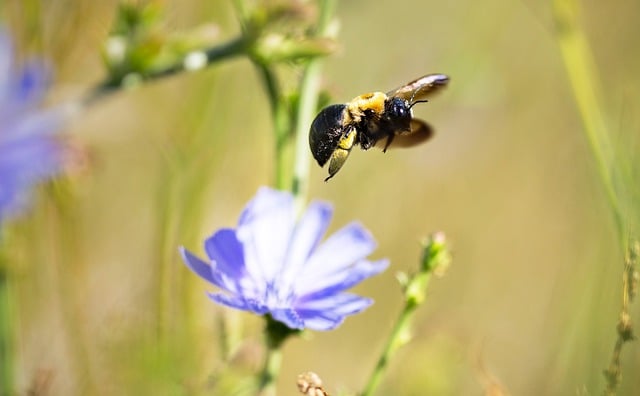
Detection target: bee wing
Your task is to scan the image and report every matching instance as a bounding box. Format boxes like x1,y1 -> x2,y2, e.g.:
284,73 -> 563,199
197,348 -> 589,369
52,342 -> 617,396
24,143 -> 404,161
376,119 -> 434,150
386,74 -> 449,103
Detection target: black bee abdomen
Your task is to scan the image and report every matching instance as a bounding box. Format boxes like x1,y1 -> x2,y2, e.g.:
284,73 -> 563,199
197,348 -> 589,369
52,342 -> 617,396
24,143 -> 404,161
309,104 -> 348,166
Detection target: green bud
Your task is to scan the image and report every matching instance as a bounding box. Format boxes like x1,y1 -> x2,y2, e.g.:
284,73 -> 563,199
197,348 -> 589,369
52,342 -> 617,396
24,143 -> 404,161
251,35 -> 336,64
420,231 -> 451,277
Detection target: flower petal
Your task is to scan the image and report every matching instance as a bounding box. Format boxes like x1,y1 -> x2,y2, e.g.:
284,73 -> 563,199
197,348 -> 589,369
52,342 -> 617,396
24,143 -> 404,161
0,140 -> 61,219
179,247 -> 215,284
301,316 -> 344,331
297,223 -> 377,292
207,292 -> 269,315
0,126 -> 62,177
270,308 -> 305,330
297,293 -> 374,315
179,247 -> 239,293
0,29 -> 12,98
237,187 -> 292,226
204,228 -> 246,279
181,187 -> 386,331
305,222 -> 376,272
0,30 -> 66,223
297,259 -> 389,299
295,294 -> 374,331
14,61 -> 48,104
278,201 -> 333,289
236,187 -> 295,284
2,107 -> 64,142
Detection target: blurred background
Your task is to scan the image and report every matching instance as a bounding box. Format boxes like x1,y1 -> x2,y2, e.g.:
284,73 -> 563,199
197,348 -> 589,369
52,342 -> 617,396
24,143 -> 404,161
1,0 -> 639,394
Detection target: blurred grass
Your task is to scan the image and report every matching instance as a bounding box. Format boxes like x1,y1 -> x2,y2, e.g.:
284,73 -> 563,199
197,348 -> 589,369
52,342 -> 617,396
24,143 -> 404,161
1,0 -> 639,395
552,1 -> 640,394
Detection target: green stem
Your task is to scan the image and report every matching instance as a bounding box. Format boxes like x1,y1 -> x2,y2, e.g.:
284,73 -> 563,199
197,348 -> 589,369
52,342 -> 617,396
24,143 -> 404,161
292,0 -> 336,210
255,64 -> 292,190
83,36 -> 247,106
257,342 -> 283,396
361,234 -> 449,396
0,264 -> 15,396
603,238 -> 638,395
360,279 -> 428,396
552,2 -> 636,394
552,0 -> 623,237
257,316 -> 298,396
291,61 -> 321,208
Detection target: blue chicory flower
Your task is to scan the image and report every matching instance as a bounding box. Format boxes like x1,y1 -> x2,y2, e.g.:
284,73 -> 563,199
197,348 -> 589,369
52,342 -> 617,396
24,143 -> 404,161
180,187 -> 389,331
0,29 -> 67,222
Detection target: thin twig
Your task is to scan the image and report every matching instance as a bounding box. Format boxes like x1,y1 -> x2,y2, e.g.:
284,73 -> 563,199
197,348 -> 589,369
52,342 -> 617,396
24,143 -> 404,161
82,36 -> 247,106
603,239 -> 639,395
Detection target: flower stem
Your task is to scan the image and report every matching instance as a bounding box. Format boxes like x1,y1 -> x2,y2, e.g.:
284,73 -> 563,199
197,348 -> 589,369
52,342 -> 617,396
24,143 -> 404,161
360,291 -> 423,396
82,35 -> 247,106
603,238 -> 639,395
255,64 -> 292,190
0,264 -> 15,396
291,60 -> 322,209
361,233 -> 450,396
292,0 -> 337,211
258,343 -> 283,396
258,316 -> 300,395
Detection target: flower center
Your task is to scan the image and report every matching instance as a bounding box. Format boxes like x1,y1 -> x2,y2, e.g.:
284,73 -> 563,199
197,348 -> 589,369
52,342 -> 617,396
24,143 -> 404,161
263,281 -> 296,309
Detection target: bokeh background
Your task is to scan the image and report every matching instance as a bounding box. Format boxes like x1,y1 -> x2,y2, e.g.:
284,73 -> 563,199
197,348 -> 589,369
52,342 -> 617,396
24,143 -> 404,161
2,0 -> 640,394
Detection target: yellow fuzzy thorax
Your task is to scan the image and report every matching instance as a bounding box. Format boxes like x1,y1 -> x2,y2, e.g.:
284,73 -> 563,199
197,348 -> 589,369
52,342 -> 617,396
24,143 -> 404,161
345,91 -> 387,124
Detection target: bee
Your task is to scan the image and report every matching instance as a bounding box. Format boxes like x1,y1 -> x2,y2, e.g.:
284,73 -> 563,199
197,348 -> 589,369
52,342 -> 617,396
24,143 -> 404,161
309,73 -> 449,181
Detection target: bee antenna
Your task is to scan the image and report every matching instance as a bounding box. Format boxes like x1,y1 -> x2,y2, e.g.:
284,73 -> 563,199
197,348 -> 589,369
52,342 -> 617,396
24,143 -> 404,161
408,88 -> 428,108
409,99 -> 429,109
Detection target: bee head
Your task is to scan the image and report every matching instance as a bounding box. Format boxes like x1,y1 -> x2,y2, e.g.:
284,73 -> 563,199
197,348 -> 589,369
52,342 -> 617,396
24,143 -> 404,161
384,97 -> 413,132
386,97 -> 410,119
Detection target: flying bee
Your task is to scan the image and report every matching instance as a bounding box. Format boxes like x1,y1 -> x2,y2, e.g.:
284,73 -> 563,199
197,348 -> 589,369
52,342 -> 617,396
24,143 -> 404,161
309,73 -> 449,181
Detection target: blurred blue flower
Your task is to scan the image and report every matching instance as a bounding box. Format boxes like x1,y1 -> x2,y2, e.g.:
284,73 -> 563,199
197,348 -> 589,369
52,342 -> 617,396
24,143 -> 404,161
0,29 -> 67,222
180,187 -> 388,331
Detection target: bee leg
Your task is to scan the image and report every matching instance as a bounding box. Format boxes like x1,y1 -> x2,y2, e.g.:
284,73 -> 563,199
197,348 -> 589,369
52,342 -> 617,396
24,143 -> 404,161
325,148 -> 351,181
382,134 -> 395,153
325,128 -> 356,181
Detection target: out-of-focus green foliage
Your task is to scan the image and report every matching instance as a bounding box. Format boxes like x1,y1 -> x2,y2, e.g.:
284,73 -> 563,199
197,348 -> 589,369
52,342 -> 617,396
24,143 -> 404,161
1,0 -> 639,395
